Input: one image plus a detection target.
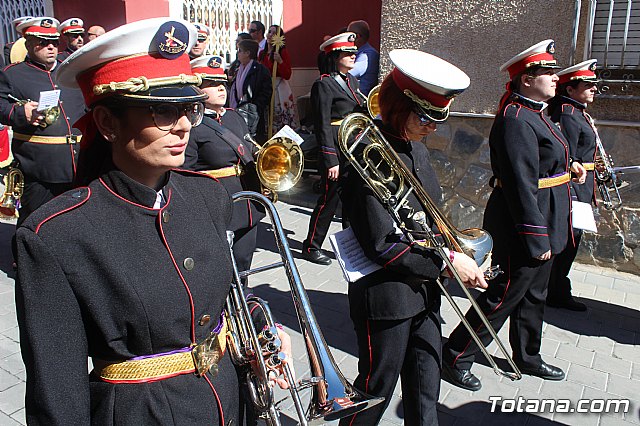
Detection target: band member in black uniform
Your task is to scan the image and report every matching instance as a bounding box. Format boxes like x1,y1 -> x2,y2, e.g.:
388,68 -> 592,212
442,40 -> 586,391
301,32 -> 365,265
338,50 -> 488,426
0,17 -> 84,227
56,18 -> 85,62
15,18 -> 291,425
546,60 -> 599,312
189,23 -> 210,60
186,54 -> 265,280
2,16 -> 32,66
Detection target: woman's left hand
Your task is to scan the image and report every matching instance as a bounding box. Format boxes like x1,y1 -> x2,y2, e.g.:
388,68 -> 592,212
571,161 -> 587,184
273,52 -> 283,64
267,328 -> 295,389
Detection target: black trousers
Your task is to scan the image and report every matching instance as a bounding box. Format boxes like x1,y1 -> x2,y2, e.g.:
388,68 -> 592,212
443,251 -> 554,371
339,303 -> 442,426
547,229 -> 582,303
303,169 -> 342,253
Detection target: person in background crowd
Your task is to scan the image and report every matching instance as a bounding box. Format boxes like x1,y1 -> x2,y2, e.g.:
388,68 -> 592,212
229,39 -> 272,141
0,17 -> 84,228
186,54 -> 265,284
86,25 -> 106,41
57,18 -> 85,62
301,32 -> 365,265
259,24 -> 297,134
228,32 -> 252,81
546,59 -> 600,312
338,49 -> 487,426
249,20 -> 266,57
15,18 -> 291,425
347,20 -> 380,95
189,23 -> 210,59
442,40 -> 586,391
2,16 -> 33,66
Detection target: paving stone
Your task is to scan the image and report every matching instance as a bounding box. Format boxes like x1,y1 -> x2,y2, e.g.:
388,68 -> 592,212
607,374 -> 640,404
8,408 -> 24,426
600,413 -> 640,426
582,386 -> 631,421
567,363 -> 608,390
0,382 -> 25,417
539,338 -> 561,358
556,343 -> 596,368
542,325 -> 580,346
594,287 -> 627,304
613,279 -> 640,296
0,369 -> 20,393
573,282 -> 598,297
539,379 -> 584,402
592,353 -> 633,378
584,273 -> 615,288
568,269 -> 588,283
578,335 -> 615,356
0,411 -> 22,426
613,343 -> 640,364
553,410 -> 601,426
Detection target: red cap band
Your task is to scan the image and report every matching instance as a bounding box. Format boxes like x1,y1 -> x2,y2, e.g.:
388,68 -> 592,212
62,25 -> 84,34
558,69 -> 596,85
77,53 -> 193,105
24,26 -> 59,36
391,67 -> 450,109
507,52 -> 555,79
324,41 -> 356,53
191,66 -> 225,76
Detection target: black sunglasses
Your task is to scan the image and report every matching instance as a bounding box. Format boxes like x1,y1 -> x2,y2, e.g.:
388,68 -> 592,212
197,36 -> 207,42
415,111 -> 434,127
129,102 -> 204,131
249,28 -> 258,33
37,39 -> 59,47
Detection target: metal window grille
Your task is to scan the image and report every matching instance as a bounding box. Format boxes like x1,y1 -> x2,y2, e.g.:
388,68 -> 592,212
584,0 -> 640,69
172,0 -> 281,65
0,0 -> 50,48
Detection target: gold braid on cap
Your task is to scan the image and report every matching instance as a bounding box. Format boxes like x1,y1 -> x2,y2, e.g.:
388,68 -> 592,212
93,73 -> 204,96
525,59 -> 557,68
403,89 -> 452,113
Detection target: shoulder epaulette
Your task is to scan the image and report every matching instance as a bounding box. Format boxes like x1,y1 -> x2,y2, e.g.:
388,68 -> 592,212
503,102 -> 523,118
29,187 -> 91,234
561,104 -> 576,115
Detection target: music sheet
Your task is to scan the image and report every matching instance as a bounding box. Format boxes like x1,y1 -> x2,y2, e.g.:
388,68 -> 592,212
329,227 -> 382,283
572,201 -> 598,233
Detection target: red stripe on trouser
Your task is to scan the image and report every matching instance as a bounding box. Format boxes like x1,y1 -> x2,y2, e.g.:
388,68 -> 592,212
204,375 -> 225,426
451,257 -> 512,367
306,172 -> 330,252
349,320 -> 373,426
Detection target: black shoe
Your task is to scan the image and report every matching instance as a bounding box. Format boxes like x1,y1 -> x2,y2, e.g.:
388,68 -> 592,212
441,363 -> 482,391
517,361 -> 565,380
302,249 -> 332,265
547,297 -> 587,312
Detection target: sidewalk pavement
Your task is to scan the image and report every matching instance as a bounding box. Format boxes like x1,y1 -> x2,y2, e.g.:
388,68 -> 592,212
0,175 -> 639,425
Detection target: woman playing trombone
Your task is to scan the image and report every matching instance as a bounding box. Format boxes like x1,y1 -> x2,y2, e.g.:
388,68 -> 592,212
15,18 -> 290,425
338,50 -> 487,426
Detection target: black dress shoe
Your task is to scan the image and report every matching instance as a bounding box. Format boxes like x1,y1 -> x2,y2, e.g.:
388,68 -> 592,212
302,249 -> 332,265
517,361 -> 565,380
441,363 -> 482,391
547,297 -> 587,312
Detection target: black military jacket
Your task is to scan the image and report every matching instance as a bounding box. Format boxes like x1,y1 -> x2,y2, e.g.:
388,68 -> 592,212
484,93 -> 571,259
551,96 -> 596,204
311,72 -> 365,169
185,110 -> 265,232
0,58 -> 85,183
57,48 -> 73,62
15,168 -> 241,425
343,122 -> 444,321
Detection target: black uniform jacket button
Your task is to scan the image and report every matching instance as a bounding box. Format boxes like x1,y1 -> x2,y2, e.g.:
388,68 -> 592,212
199,314 -> 211,326
183,257 -> 195,271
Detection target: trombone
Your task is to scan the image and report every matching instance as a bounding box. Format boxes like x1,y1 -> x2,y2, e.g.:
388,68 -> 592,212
337,112 -> 521,381
225,191 -> 383,425
244,134 -> 304,198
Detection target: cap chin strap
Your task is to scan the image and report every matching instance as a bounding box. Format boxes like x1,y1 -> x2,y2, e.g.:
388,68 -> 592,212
403,89 -> 451,121
93,73 -> 204,96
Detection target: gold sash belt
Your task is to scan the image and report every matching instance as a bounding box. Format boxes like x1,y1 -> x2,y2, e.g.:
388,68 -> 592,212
95,322 -> 227,383
582,162 -> 595,171
201,164 -> 245,179
538,172 -> 570,189
12,133 -> 81,144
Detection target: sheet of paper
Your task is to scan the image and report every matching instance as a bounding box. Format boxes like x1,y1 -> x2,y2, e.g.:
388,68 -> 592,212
273,125 -> 304,145
329,227 -> 382,283
572,201 -> 598,233
37,90 -> 60,111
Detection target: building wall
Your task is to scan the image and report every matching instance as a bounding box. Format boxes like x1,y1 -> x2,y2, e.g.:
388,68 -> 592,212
380,0 -> 640,274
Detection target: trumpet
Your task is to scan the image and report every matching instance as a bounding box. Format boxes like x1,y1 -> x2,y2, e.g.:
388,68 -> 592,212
7,94 -> 60,128
225,191 -> 383,425
244,134 -> 304,198
0,167 -> 24,218
587,115 -> 622,210
338,113 -> 521,381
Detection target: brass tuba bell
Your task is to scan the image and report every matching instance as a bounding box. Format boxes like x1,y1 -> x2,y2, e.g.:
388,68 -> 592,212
245,135 -> 304,195
0,167 -> 25,218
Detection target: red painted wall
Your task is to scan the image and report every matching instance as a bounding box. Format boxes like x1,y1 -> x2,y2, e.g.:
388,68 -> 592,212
53,0 -> 126,33
282,0 -> 382,68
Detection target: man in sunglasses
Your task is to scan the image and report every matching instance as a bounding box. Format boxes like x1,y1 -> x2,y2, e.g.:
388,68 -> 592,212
0,17 -> 85,229
249,20 -> 266,57
57,18 -> 85,62
189,23 -> 210,59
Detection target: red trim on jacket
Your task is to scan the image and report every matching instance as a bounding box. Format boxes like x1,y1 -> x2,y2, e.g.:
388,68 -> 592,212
35,188 -> 91,234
